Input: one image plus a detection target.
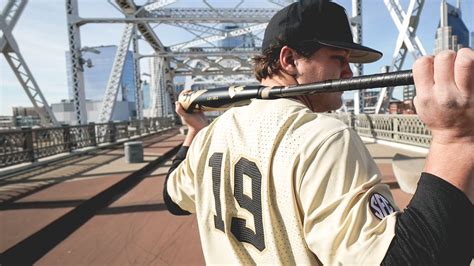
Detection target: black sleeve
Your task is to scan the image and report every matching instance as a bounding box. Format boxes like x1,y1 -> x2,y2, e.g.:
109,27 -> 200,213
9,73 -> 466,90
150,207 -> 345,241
163,146 -> 192,216
382,172 -> 473,265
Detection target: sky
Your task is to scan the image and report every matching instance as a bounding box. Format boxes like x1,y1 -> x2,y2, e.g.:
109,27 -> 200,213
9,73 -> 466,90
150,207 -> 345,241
0,0 -> 473,115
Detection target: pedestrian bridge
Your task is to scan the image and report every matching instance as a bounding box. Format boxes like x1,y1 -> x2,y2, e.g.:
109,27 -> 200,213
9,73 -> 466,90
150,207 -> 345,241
0,114 -> 430,264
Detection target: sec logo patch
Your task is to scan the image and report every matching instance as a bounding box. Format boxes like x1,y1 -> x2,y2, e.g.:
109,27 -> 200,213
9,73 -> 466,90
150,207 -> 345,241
369,193 -> 395,220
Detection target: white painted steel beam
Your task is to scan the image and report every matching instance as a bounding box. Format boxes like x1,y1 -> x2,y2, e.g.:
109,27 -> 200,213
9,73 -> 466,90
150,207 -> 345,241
150,56 -> 166,117
142,7 -> 278,22
66,0 -> 88,125
171,23 -> 267,51
170,55 -> 253,76
115,0 -> 165,52
192,76 -> 257,86
149,56 -> 176,118
173,68 -> 253,76
142,47 -> 261,58
132,25 -> 143,120
79,8 -> 278,24
351,0 -> 364,114
3,44 -> 59,126
0,0 -> 27,52
376,0 -> 425,114
115,0 -> 170,121
1,0 -> 59,126
144,0 -> 177,11
98,23 -> 134,123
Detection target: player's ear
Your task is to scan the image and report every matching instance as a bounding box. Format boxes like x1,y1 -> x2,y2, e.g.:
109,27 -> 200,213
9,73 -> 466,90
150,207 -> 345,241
280,46 -> 299,76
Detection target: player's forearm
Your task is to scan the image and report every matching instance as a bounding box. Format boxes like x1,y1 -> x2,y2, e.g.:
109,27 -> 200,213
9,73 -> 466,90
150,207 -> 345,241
382,173 -> 473,265
424,140 -> 474,203
183,129 -> 199,146
163,146 -> 191,215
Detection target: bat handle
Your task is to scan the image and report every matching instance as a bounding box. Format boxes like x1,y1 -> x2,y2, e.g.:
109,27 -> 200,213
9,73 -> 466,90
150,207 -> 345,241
177,86 -> 259,113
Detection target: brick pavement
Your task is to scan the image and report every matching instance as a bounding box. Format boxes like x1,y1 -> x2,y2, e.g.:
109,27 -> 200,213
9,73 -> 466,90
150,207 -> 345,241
37,161 -> 205,265
0,129 -> 184,264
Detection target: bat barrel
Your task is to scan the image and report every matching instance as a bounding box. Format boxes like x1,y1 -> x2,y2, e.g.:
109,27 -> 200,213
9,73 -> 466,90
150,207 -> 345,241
271,70 -> 414,98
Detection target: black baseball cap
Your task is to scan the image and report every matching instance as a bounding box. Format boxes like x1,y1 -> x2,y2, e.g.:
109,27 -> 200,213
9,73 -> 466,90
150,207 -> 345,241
262,0 -> 382,63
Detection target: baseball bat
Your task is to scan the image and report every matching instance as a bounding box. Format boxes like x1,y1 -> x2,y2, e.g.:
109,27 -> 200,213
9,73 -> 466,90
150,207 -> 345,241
178,70 -> 414,113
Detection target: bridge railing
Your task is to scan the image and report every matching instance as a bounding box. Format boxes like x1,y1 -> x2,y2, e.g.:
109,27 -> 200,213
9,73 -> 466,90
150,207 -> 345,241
0,117 -> 174,168
327,114 -> 432,148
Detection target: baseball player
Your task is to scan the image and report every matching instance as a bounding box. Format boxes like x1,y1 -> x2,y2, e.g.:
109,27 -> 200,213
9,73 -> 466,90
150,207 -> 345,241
164,0 -> 473,264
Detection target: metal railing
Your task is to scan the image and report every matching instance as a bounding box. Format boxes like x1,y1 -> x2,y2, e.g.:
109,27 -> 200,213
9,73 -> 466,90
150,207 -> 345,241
1,114 -> 431,168
0,117 -> 174,168
327,113 -> 432,148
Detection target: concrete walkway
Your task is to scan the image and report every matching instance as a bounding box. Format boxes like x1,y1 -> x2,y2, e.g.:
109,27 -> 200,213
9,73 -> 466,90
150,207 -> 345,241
364,141 -> 425,209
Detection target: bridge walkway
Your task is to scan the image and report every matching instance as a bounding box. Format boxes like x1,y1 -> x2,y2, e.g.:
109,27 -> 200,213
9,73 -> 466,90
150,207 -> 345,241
0,129 -> 426,265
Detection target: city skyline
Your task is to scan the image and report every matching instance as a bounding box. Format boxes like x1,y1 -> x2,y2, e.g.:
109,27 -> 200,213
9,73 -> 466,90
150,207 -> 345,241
1,0 -> 473,115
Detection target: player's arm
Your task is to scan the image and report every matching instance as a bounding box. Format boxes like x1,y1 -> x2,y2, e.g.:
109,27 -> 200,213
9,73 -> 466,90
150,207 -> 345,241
163,99 -> 209,215
297,125 -> 400,265
413,48 -> 473,201
163,146 -> 191,215
299,127 -> 472,265
382,49 -> 474,264
381,172 -> 472,265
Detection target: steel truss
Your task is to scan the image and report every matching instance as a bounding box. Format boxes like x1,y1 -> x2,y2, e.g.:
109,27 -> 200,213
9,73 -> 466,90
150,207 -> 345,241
149,56 -> 175,117
69,0 -> 421,122
351,0 -> 364,114
64,0 -> 282,123
78,8 -> 279,25
98,23 -> 134,123
132,25 -> 143,121
375,0 -> 426,114
170,23 -> 267,51
191,75 -> 258,86
1,0 -> 59,126
115,0 -> 174,121
66,0 -> 88,125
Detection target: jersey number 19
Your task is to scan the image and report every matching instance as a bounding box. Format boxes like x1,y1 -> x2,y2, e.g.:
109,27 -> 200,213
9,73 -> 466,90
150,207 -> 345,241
209,153 -> 265,251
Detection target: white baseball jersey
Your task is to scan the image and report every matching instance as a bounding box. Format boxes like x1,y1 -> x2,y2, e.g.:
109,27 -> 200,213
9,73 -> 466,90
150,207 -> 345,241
167,98 -> 399,265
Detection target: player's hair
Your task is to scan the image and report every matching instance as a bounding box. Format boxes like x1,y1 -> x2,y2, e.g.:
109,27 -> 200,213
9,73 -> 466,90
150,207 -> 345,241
252,39 -> 322,82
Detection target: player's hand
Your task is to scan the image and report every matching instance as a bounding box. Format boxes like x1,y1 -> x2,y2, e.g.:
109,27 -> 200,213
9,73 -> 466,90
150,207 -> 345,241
413,48 -> 474,145
175,90 -> 209,135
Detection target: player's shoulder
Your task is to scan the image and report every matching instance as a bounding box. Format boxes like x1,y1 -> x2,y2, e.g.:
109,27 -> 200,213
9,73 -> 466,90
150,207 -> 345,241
292,109 -> 351,137
313,113 -> 351,132
217,98 -> 351,140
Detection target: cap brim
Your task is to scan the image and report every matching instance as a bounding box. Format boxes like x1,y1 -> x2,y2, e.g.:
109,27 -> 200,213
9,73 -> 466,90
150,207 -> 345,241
317,40 -> 383,63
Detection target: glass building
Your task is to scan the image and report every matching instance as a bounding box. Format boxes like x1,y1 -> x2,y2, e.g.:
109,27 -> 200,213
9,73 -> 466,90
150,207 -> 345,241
66,45 -> 136,102
434,1 -> 470,54
65,45 -> 137,123
142,80 -> 150,109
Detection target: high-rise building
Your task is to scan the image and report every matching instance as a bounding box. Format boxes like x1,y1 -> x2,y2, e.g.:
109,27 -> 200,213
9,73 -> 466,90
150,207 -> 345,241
66,45 -> 136,102
64,45 -> 137,123
434,0 -> 469,54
